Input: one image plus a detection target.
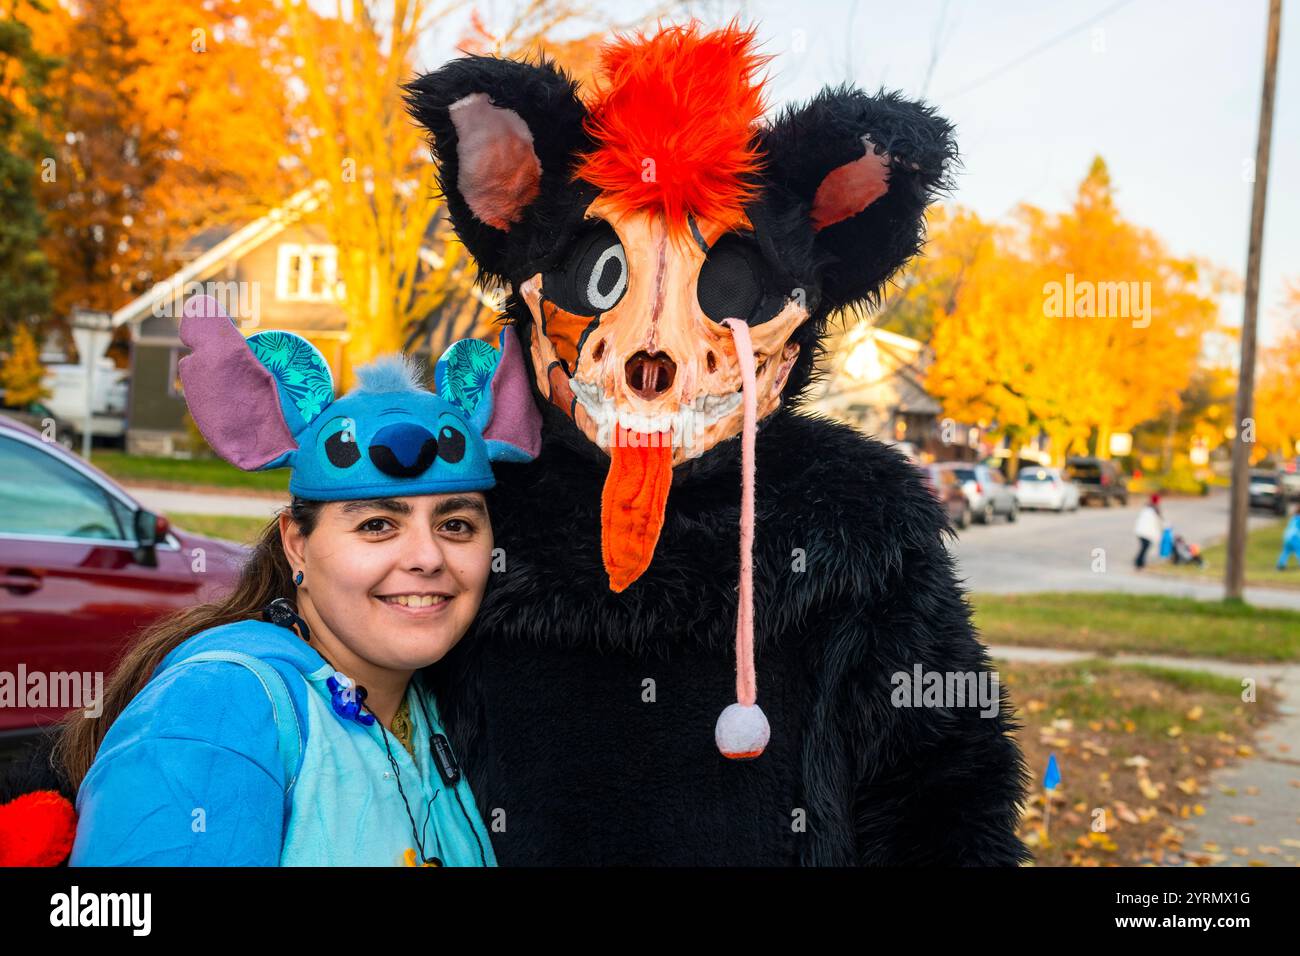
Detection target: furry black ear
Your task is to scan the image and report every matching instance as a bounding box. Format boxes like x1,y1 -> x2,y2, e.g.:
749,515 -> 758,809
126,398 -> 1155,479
761,86 -> 957,313
404,55 -> 591,281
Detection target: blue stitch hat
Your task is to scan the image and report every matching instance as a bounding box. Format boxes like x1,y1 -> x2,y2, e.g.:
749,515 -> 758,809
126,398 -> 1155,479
177,296 -> 541,498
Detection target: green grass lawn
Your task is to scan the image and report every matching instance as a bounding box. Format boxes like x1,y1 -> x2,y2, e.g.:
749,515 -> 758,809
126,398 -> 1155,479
1158,518 -> 1300,590
92,450 -> 290,493
973,591 -> 1300,662
168,512 -> 272,546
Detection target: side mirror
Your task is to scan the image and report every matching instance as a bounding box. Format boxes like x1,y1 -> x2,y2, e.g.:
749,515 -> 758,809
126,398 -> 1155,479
133,509 -> 162,567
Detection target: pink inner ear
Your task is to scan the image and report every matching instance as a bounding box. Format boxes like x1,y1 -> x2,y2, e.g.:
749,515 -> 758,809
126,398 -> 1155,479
810,136 -> 891,232
449,92 -> 542,231
483,326 -> 542,458
178,295 -> 297,471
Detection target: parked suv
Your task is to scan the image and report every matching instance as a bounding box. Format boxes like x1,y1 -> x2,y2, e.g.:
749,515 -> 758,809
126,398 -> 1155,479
1249,469 -> 1288,515
0,415 -> 246,740
935,462 -> 1018,524
1064,456 -> 1129,507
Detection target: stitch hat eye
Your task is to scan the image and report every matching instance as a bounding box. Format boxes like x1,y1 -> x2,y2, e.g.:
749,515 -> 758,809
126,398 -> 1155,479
325,427 -> 361,468
437,424 -> 466,463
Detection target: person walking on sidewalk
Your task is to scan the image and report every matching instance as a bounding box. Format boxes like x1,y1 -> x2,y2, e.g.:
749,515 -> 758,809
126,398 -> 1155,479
1277,504 -> 1300,571
1134,493 -> 1164,570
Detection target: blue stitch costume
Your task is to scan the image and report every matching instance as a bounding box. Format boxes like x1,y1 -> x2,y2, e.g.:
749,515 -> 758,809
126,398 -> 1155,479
71,621 -> 494,866
67,294 -> 541,867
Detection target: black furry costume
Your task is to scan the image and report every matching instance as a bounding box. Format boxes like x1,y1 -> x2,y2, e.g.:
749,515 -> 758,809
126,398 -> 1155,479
409,26 -> 1031,866
432,404 -> 1030,864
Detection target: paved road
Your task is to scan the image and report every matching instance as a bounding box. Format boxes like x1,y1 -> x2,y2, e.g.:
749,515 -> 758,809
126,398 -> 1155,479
950,490 -> 1300,609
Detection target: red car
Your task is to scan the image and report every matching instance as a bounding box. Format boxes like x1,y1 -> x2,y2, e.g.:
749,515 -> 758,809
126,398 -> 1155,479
0,415 -> 246,740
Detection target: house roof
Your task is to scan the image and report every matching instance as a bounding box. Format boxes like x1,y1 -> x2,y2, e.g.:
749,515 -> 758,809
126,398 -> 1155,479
812,318 -> 942,415
113,184 -> 327,329
116,184 -> 500,336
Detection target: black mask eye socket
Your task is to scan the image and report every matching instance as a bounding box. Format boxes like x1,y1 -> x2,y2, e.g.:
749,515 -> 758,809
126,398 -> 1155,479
542,220 -> 628,316
325,428 -> 361,468
437,425 -> 466,464
697,235 -> 786,327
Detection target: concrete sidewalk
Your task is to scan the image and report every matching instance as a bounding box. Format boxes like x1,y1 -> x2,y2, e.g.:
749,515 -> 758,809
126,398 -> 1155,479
989,644 -> 1300,867
123,484 -> 286,519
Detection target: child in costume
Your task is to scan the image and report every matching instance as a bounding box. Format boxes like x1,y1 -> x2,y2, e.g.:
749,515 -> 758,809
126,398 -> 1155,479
53,295 -> 541,866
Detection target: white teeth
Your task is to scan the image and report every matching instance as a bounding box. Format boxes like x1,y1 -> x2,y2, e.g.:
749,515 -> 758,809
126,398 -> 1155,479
569,377 -> 741,450
385,595 -> 448,608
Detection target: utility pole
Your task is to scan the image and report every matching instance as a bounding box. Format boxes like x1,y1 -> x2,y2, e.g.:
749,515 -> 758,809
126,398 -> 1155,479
1226,0 -> 1283,601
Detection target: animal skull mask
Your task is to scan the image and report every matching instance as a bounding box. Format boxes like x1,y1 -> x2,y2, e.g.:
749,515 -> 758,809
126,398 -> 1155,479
406,21 -> 955,593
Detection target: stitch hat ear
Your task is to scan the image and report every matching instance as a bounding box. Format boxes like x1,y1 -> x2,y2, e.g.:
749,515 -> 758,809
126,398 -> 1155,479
435,325 -> 541,463
178,295 -> 335,471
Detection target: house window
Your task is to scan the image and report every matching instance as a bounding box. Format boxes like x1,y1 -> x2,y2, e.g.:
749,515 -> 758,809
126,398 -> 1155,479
277,243 -> 339,302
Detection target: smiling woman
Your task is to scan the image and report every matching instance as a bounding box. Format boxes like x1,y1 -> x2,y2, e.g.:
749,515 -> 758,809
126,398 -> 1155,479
0,294 -> 542,868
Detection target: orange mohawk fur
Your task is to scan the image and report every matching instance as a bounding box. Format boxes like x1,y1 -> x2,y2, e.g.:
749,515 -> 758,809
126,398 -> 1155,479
574,20 -> 772,236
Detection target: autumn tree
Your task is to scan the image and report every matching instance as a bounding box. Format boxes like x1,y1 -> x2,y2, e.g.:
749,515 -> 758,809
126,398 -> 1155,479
0,322 -> 50,405
926,158 -> 1223,472
876,205 -> 993,343
0,0 -> 57,333
28,0 -> 293,320
1255,281 -> 1300,461
1023,157 -> 1223,460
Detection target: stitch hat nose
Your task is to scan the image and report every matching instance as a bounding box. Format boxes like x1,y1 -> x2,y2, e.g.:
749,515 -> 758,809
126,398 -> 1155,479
369,422 -> 438,478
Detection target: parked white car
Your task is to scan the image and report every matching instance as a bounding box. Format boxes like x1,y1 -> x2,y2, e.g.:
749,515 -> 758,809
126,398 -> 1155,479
935,462 -> 1018,524
1015,466 -> 1081,512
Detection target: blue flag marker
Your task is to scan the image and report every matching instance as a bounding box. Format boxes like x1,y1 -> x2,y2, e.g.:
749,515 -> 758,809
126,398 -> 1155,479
1042,753 -> 1061,844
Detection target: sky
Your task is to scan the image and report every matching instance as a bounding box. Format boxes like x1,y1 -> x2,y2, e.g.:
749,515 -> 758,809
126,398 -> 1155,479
423,0 -> 1298,345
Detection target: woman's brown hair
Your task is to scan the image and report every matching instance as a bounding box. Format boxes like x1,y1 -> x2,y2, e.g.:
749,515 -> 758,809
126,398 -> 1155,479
52,498 -> 325,791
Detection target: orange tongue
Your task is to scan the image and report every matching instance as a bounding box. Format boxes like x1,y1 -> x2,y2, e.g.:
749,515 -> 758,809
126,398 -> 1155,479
601,428 -> 672,592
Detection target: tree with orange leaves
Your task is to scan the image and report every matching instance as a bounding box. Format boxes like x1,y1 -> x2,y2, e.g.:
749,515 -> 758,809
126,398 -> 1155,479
925,158 -> 1223,471
27,0 -> 293,322
1255,282 -> 1300,461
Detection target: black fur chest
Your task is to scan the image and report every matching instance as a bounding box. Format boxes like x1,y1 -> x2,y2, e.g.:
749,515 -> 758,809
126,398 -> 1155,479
427,412 -> 886,865
465,630 -> 810,865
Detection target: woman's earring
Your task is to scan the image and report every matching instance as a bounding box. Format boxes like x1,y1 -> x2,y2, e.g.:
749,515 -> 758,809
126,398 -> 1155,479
294,571 -> 304,587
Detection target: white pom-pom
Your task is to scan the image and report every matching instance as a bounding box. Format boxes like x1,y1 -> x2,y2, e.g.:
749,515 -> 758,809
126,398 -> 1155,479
715,702 -> 770,760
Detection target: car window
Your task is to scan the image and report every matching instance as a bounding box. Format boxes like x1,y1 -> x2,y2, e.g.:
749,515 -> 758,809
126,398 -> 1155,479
0,436 -> 128,539
952,468 -> 977,482
1019,468 -> 1051,482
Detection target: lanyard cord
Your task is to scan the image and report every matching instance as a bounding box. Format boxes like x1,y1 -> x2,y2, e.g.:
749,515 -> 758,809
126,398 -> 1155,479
413,689 -> 489,866
368,698 -> 442,865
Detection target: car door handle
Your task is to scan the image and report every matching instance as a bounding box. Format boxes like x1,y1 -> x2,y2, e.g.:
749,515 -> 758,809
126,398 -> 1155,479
1,569 -> 43,594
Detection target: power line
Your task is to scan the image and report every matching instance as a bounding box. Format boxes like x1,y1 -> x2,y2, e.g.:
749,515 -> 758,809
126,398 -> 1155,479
940,0 -> 1141,100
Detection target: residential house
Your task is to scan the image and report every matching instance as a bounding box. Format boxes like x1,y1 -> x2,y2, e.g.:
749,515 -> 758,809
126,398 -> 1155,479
114,187 -> 492,456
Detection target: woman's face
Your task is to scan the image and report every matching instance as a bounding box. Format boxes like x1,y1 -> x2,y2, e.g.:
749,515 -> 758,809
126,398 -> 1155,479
284,494 -> 494,671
